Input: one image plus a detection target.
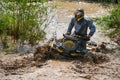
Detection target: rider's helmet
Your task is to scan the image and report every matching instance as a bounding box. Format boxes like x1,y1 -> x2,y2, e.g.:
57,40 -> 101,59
74,8 -> 84,21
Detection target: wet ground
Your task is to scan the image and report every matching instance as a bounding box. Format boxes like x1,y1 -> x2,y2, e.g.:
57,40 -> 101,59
0,1 -> 120,80
0,52 -> 120,80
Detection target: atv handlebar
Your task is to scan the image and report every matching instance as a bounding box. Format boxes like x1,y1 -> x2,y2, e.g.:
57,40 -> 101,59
63,34 -> 87,41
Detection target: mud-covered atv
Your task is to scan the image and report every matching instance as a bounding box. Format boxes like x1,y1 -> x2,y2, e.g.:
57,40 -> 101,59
34,34 -> 109,63
50,34 -> 94,58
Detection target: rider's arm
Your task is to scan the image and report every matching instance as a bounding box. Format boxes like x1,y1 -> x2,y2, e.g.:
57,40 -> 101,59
67,18 -> 74,35
88,20 -> 96,37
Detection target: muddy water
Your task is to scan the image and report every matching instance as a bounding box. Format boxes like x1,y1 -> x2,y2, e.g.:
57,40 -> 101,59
0,53 -> 120,80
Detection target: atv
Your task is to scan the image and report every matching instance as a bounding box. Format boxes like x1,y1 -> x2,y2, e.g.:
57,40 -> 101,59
50,34 -> 94,58
34,33 -> 99,62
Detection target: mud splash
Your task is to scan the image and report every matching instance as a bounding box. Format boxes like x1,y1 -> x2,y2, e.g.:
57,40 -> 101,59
33,35 -> 113,63
0,44 -> 108,75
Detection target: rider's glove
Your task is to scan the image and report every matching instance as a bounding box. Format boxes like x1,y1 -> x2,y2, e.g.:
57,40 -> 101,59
86,35 -> 91,41
65,32 -> 71,35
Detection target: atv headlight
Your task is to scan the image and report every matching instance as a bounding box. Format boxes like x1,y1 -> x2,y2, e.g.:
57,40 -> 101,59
63,40 -> 75,51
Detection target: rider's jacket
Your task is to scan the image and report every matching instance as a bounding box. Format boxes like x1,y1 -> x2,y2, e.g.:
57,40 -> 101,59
67,17 -> 96,36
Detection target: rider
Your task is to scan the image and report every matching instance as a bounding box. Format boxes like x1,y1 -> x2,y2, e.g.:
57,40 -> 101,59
66,8 -> 96,49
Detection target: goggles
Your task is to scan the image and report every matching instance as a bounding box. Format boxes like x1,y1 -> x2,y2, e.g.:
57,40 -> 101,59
75,12 -> 83,21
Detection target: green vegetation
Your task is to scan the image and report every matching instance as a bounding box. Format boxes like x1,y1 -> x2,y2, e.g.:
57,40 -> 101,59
96,5 -> 120,45
98,7 -> 119,28
0,0 -> 48,48
96,6 -> 120,29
